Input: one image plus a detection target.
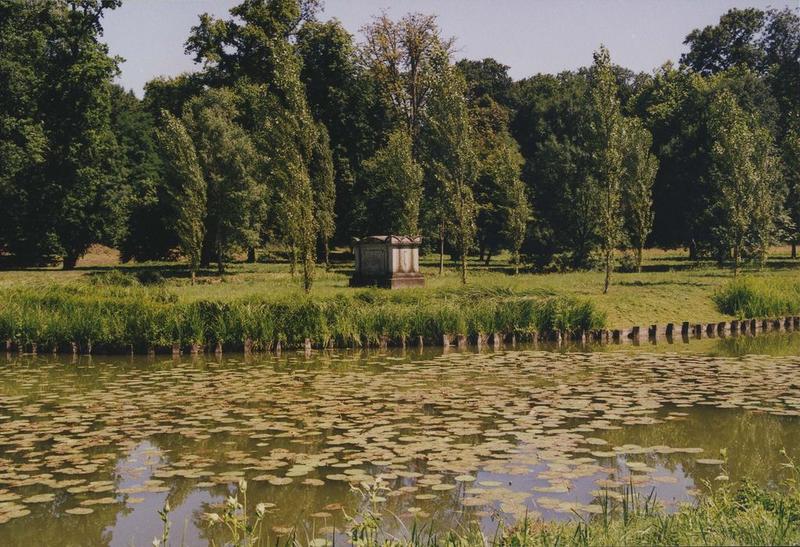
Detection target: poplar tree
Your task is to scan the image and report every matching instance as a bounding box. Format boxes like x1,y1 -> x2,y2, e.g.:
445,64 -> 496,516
623,118 -> 658,272
589,46 -> 626,293
426,53 -> 478,284
784,119 -> 800,258
505,175 -> 530,275
156,112 -> 206,284
180,88 -> 263,277
708,90 -> 780,275
310,123 -> 336,267
362,129 -> 424,234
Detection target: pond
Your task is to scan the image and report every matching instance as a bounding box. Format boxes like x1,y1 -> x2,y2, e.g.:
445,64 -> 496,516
1,333 -> 799,546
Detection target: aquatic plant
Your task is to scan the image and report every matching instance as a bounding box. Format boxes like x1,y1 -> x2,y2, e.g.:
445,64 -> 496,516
0,284 -> 605,353
714,277 -> 800,319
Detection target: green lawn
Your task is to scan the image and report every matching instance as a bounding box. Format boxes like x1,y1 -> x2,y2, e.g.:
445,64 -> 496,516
2,246 -> 799,329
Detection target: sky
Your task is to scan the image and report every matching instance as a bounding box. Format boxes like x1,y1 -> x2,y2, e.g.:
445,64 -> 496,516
101,0 -> 784,97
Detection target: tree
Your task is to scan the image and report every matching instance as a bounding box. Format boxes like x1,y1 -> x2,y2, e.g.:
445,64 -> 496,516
310,123 -> 336,267
707,90 -> 780,275
510,71 -> 598,268
156,112 -> 206,283
297,19 -> 389,242
622,118 -> 658,272
589,46 -> 626,293
362,130 -> 424,234
426,53 -> 478,284
186,0 -> 319,290
503,174 -> 531,275
785,120 -> 800,257
456,57 -> 514,107
179,88 -> 263,276
0,0 -> 123,268
470,96 -> 530,267
111,85 -> 177,263
682,8 -> 766,75
360,12 -> 453,139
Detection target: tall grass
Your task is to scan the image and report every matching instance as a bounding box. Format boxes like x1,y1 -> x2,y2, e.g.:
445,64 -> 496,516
714,277 -> 800,319
0,279 -> 605,353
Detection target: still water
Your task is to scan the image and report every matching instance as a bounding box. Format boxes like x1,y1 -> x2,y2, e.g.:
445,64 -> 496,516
0,333 -> 799,546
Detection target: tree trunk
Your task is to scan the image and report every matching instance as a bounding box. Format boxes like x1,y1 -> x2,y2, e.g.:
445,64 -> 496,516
603,248 -> 612,294
484,249 -> 492,267
792,242 -> 797,259
688,240 -> 697,261
636,245 -> 643,273
460,241 -> 467,284
324,239 -> 330,271
290,245 -> 297,278
514,251 -> 520,275
190,269 -> 196,286
62,253 -> 79,270
216,241 -> 224,278
733,245 -> 739,278
247,247 -> 256,263
439,222 -> 445,276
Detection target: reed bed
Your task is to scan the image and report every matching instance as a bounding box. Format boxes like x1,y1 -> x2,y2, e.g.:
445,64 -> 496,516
714,277 -> 800,319
0,278 -> 605,353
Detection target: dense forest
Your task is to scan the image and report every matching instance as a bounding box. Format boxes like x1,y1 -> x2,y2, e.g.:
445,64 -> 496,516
1,0 -> 798,289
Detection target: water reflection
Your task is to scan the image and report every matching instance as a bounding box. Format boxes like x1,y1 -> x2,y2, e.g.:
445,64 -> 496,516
0,334 -> 798,546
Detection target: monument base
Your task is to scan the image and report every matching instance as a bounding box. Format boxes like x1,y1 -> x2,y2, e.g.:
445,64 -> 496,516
349,272 -> 425,289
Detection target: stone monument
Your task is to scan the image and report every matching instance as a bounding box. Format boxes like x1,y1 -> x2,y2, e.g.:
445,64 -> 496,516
350,235 -> 425,288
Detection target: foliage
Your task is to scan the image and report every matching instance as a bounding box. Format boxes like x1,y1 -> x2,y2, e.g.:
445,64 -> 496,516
361,129 -> 424,234
707,90 -> 781,273
310,122 -> 336,265
589,46 -> 627,293
360,12 -> 453,137
180,88 -> 263,275
425,52 -> 479,284
0,0 -> 123,267
622,118 -> 658,272
155,111 -> 206,282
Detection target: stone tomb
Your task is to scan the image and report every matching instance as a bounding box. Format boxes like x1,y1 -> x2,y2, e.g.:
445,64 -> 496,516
350,235 -> 425,288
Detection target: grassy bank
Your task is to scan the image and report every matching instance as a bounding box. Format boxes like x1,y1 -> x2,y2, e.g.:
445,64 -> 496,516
0,279 -> 604,353
4,247 -> 800,326
3,247 -> 800,352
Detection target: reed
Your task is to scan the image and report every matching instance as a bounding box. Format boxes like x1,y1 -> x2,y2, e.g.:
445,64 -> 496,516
714,277 -> 800,319
0,282 -> 605,353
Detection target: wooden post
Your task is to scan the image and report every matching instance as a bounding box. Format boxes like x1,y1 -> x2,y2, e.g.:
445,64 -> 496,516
442,334 -> 451,347
681,322 -> 690,335
456,335 -> 467,349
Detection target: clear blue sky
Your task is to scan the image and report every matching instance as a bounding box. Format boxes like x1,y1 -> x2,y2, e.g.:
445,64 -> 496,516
102,0 -> 783,96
